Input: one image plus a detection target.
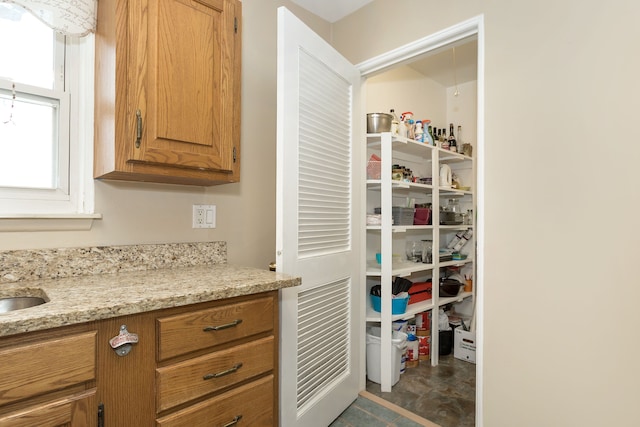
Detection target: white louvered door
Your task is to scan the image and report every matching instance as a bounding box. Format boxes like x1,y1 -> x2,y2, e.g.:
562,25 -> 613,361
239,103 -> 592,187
276,7 -> 363,427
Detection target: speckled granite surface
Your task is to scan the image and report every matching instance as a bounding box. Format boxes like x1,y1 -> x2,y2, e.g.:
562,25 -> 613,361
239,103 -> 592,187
0,242 -> 227,283
0,243 -> 301,337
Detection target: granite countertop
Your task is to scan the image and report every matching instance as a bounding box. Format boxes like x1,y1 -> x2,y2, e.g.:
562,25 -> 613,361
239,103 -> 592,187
0,247 -> 300,337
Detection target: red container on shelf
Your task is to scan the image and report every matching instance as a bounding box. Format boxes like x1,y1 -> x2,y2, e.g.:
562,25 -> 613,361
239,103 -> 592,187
413,207 -> 431,225
408,281 -> 432,304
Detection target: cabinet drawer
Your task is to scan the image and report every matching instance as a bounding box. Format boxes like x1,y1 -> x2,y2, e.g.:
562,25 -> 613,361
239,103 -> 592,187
156,375 -> 274,427
0,389 -> 96,427
157,296 -> 274,361
0,332 -> 96,406
156,336 -> 274,412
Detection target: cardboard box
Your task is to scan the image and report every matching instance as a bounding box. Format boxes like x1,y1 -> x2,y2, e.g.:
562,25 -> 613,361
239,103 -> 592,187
454,328 -> 476,364
414,311 -> 430,330
417,334 -> 430,360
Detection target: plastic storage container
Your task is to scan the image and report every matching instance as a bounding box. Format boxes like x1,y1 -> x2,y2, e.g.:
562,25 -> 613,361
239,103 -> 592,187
366,327 -> 407,385
370,295 -> 409,314
374,207 -> 415,225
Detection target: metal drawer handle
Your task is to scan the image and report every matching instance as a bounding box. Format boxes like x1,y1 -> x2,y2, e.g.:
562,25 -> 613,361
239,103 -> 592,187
223,415 -> 243,427
203,362 -> 243,380
203,319 -> 243,332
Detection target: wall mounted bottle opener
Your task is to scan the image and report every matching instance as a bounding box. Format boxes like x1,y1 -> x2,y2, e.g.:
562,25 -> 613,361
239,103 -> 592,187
109,324 -> 139,356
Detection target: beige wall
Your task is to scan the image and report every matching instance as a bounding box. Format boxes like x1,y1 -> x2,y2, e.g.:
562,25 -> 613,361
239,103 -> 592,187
334,1 -> 640,426
0,0 -> 331,272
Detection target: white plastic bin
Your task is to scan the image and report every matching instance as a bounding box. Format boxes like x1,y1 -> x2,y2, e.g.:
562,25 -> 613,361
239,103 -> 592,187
366,326 -> 407,386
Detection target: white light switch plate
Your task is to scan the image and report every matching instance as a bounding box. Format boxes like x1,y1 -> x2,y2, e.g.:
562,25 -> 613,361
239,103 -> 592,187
193,205 -> 216,228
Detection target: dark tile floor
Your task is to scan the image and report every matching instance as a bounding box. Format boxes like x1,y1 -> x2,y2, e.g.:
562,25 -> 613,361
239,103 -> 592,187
330,395 -> 432,427
365,354 -> 476,427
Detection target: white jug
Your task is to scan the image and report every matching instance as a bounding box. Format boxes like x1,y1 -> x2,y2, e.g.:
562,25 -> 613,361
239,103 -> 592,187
440,164 -> 452,188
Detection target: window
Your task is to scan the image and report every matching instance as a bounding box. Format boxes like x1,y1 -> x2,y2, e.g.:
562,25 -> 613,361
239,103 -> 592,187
0,3 -> 94,216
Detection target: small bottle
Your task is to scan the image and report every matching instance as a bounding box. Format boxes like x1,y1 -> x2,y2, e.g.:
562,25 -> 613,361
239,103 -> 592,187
426,122 -> 435,146
414,120 -> 424,142
447,229 -> 466,249
407,119 -> 415,140
401,112 -> 414,139
453,228 -> 473,252
457,125 -> 463,145
398,114 -> 408,137
441,128 -> 449,150
436,129 -> 442,145
448,123 -> 457,153
390,109 -> 400,135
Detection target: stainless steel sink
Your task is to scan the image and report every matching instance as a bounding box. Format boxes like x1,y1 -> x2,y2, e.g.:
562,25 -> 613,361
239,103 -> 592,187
0,296 -> 47,313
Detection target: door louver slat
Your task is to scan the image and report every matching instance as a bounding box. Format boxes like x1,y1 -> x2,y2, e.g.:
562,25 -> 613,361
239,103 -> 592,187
296,277 -> 350,412
297,49 -> 352,258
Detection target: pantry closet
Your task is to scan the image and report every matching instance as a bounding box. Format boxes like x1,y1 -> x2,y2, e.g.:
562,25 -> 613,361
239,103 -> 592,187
359,24 -> 480,427
276,9 -> 483,426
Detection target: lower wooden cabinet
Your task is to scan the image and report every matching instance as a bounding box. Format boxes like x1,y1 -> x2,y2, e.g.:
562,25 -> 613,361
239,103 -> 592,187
0,291 -> 279,426
152,291 -> 279,425
0,390 -> 96,427
156,336 -> 274,412
156,375 -> 275,427
0,328 -> 97,427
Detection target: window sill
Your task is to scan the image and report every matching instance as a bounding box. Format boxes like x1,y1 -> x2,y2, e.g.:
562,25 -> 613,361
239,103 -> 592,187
0,214 -> 102,232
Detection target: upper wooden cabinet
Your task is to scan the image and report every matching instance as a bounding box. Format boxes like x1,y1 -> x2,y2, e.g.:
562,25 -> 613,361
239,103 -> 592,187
94,0 -> 242,186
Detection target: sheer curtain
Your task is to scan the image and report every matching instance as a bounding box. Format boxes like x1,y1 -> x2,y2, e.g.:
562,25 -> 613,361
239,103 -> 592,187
0,0 -> 96,36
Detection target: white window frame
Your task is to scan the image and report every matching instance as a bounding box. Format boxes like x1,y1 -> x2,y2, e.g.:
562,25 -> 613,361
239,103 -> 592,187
0,31 -> 99,230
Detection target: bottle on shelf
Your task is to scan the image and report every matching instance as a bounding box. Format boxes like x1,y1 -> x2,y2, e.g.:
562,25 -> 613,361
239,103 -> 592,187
436,128 -> 442,145
398,113 -> 408,138
457,125 -> 463,145
390,109 -> 400,135
449,123 -> 457,153
441,128 -> 450,150
401,112 -> 415,139
425,121 -> 435,146
414,120 -> 424,142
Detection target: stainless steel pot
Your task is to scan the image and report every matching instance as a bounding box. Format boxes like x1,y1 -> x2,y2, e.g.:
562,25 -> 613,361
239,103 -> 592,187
366,113 -> 392,133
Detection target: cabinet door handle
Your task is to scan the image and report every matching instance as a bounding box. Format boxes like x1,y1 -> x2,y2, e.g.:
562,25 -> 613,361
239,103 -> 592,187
223,415 -> 243,427
135,109 -> 142,148
203,362 -> 243,380
203,319 -> 243,331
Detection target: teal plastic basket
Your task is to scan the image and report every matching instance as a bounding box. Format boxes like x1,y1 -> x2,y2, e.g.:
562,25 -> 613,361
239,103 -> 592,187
371,295 -> 409,314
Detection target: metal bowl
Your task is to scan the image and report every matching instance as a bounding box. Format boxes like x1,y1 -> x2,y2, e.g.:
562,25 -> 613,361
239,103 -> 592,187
0,296 -> 47,313
367,113 -> 392,133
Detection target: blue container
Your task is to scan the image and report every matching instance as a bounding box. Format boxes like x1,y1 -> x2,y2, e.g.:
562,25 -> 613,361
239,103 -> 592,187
371,295 -> 409,315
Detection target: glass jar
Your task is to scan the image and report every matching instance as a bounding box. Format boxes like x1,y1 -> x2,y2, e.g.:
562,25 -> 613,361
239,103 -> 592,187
447,198 -> 460,213
405,241 -> 422,263
421,240 -> 433,263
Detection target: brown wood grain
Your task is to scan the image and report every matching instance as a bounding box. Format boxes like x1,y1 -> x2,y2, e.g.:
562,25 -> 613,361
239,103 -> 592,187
0,389 -> 96,427
94,0 -> 242,185
157,295 -> 275,361
156,375 -> 274,427
156,336 -> 274,412
0,332 -> 96,407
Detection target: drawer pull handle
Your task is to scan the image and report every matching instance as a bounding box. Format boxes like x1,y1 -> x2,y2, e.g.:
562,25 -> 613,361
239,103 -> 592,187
223,415 -> 243,427
203,319 -> 243,332
203,362 -> 243,380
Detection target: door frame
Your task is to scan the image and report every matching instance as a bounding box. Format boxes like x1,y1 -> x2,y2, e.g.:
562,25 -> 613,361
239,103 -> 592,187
355,15 -> 485,426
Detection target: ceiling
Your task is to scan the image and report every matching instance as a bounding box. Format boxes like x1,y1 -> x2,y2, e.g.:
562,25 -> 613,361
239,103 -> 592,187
289,0 -> 373,23
288,0 -> 477,87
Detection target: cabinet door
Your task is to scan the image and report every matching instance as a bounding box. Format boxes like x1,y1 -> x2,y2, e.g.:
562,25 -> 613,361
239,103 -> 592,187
0,332 -> 96,406
0,389 -> 96,427
128,0 -> 239,172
